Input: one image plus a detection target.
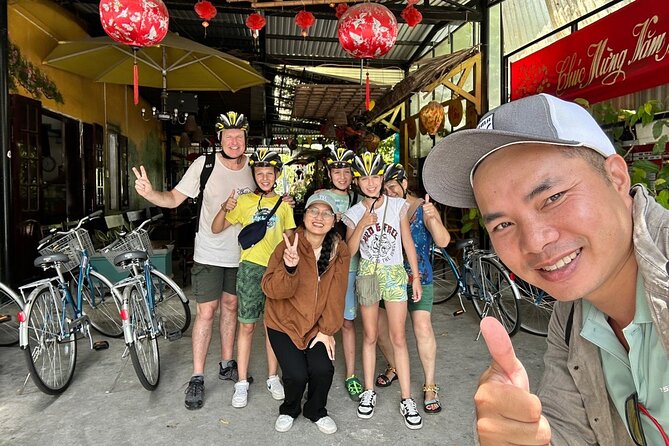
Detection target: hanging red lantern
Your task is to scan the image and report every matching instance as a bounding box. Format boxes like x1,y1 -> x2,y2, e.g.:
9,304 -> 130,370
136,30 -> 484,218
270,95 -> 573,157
295,10 -> 316,37
99,0 -> 169,105
407,0 -> 420,5
194,1 -> 217,35
246,12 -> 267,39
99,0 -> 169,47
338,3 -> 398,59
401,5 -> 422,27
335,3 -> 349,19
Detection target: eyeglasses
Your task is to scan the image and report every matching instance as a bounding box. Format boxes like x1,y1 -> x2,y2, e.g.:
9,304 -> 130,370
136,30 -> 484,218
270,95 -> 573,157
305,207 -> 336,220
624,392 -> 669,446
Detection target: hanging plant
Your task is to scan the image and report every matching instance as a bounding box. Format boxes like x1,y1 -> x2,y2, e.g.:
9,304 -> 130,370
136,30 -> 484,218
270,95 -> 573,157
295,10 -> 316,37
8,41 -> 64,104
246,12 -> 267,39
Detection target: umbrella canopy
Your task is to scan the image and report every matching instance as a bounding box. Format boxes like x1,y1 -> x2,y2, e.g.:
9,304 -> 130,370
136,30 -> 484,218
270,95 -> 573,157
43,32 -> 266,92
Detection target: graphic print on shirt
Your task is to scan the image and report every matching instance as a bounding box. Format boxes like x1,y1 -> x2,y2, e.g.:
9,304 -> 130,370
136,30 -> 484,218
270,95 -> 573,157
253,205 -> 278,228
361,222 -> 398,263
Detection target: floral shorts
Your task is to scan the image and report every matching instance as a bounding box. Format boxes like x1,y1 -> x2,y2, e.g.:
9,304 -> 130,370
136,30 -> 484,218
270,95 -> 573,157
358,258 -> 408,303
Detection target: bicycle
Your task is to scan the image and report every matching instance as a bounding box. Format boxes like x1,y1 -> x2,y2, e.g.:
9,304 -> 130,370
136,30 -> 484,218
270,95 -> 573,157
102,215 -> 191,390
18,211 -> 123,394
430,239 -> 522,337
511,276 -> 555,337
0,282 -> 24,346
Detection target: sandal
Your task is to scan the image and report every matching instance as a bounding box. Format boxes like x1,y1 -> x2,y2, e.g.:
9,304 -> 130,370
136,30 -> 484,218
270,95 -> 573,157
423,384 -> 441,414
375,365 -> 398,388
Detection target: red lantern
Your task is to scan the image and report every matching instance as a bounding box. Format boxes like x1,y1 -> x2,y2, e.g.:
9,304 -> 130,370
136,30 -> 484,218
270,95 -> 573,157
401,5 -> 422,27
407,0 -> 420,5
246,12 -> 267,39
99,0 -> 169,47
335,3 -> 349,19
338,3 -> 398,59
295,10 -> 316,37
99,0 -> 169,105
194,1 -> 217,35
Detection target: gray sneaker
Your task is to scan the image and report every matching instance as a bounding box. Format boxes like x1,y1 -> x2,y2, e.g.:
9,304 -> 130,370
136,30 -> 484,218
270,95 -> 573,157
184,376 -> 205,410
219,360 -> 253,383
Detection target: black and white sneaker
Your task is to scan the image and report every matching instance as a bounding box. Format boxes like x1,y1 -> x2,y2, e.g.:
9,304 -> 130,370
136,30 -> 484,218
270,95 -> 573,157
357,390 -> 377,419
184,376 -> 205,410
400,398 -> 423,429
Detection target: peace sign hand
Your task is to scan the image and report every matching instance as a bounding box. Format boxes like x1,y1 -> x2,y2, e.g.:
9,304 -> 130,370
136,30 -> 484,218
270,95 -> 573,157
132,166 -> 154,198
282,233 -> 300,267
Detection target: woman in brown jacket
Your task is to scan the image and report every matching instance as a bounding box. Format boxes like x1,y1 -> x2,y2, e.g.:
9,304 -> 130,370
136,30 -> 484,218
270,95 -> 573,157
262,192 -> 350,435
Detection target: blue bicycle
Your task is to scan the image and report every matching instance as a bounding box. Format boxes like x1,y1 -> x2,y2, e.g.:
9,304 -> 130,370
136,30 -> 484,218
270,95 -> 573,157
18,211 -> 123,394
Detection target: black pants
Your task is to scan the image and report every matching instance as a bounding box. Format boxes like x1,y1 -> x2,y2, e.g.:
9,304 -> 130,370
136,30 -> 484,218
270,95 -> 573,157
267,328 -> 334,422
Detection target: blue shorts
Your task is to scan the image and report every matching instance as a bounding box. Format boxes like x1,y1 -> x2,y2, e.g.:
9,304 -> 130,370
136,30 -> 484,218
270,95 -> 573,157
344,271 -> 357,321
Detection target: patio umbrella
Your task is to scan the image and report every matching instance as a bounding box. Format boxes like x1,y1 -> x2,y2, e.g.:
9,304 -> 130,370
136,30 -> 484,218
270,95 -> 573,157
43,32 -> 266,92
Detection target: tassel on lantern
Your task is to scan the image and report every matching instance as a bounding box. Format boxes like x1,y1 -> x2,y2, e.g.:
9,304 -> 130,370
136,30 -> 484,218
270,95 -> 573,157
194,0 -> 217,37
401,5 -> 422,27
365,72 -> 371,111
132,47 -> 139,105
246,12 -> 267,40
295,10 -> 316,37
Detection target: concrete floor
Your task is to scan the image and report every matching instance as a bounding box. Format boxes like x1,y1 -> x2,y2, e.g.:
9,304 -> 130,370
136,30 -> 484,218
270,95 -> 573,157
0,290 -> 547,446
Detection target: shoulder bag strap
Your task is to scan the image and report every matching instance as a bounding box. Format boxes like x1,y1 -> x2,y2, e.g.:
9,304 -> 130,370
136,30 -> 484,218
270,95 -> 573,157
371,199 -> 388,274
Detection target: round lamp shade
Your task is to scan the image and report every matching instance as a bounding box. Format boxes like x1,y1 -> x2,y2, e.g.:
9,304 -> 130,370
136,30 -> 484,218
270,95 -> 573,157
338,3 -> 398,59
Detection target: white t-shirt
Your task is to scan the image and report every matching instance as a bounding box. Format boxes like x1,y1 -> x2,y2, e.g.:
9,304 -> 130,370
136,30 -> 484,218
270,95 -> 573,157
175,155 -> 255,267
343,196 -> 408,266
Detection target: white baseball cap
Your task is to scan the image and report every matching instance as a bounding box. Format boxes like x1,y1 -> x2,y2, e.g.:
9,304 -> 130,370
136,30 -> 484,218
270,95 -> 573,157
423,93 -> 616,208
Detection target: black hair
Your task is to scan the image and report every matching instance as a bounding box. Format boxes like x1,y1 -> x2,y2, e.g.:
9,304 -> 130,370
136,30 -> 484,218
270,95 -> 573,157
316,227 -> 338,276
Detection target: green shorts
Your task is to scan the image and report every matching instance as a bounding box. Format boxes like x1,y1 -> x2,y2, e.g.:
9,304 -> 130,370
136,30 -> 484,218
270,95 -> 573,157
191,262 -> 238,304
358,259 -> 408,304
236,261 -> 267,323
380,283 -> 433,312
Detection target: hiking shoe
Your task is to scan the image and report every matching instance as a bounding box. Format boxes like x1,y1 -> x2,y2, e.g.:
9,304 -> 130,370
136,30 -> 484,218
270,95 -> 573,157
267,375 -> 285,400
184,376 -> 205,410
232,380 -> 249,408
400,397 -> 423,430
219,360 -> 239,381
315,416 -> 337,434
345,375 -> 363,401
357,390 -> 376,419
275,414 -> 294,432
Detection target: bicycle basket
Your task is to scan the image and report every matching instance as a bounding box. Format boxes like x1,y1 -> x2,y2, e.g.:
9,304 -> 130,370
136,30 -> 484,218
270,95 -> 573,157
38,228 -> 95,272
101,229 -> 154,272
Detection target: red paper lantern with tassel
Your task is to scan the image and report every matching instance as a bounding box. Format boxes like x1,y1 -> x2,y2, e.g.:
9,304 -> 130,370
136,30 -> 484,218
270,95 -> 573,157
407,0 -> 420,5
335,3 -> 349,19
295,10 -> 316,37
194,1 -> 217,35
338,3 -> 397,59
246,12 -> 267,39
401,5 -> 422,27
99,0 -> 169,105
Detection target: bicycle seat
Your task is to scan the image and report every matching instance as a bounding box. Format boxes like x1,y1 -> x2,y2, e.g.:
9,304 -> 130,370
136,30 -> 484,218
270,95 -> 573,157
454,238 -> 476,250
34,253 -> 70,268
113,251 -> 148,266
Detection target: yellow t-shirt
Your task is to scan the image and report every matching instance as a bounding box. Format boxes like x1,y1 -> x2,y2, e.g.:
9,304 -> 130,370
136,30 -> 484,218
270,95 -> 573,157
226,193 -> 296,267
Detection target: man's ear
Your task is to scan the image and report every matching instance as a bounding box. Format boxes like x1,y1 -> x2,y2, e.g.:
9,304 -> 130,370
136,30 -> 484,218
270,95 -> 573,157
605,154 -> 631,194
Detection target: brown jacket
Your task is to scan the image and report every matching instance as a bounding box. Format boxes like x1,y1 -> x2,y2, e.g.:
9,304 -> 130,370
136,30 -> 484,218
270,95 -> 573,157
262,227 -> 350,349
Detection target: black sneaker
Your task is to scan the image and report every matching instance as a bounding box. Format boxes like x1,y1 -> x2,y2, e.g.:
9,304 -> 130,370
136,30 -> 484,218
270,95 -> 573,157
185,376 -> 205,410
219,360 -> 253,383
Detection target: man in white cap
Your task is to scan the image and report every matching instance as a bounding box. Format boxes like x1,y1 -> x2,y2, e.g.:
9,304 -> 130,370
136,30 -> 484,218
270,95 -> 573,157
423,93 -> 668,445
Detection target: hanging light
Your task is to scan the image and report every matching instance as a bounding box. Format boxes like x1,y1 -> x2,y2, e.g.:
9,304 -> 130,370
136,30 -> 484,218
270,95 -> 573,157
295,10 -> 316,37
246,12 -> 267,40
338,3 -> 398,59
401,5 -> 422,27
194,1 -> 217,36
140,90 -> 189,124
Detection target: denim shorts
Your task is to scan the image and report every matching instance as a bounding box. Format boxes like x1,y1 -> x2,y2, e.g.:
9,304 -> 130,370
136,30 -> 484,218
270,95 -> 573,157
344,271 -> 357,320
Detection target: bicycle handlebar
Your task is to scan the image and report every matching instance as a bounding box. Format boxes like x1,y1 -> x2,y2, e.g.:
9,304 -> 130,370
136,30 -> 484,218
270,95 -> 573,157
37,210 -> 103,249
135,213 -> 163,232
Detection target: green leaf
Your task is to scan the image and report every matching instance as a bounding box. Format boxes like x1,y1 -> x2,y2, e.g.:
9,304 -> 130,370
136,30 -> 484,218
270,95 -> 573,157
461,223 -> 472,234
652,120 -> 665,139
645,102 -> 653,115
657,190 -> 669,209
653,135 -> 668,155
630,114 -> 639,128
468,208 -> 478,219
632,160 -> 660,173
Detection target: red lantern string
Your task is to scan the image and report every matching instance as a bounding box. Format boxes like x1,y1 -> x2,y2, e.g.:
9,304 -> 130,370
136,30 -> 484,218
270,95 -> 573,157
246,12 -> 267,39
401,5 -> 422,27
365,72 -> 370,111
133,48 -> 139,105
295,10 -> 316,37
335,3 -> 349,19
194,1 -> 217,36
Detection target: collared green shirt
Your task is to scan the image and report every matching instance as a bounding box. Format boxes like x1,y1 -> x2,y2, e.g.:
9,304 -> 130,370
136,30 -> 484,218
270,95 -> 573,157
581,274 -> 669,446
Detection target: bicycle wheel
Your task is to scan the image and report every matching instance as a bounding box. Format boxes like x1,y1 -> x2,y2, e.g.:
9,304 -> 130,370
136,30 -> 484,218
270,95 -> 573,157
149,269 -> 191,335
126,284 -> 160,390
514,277 -> 555,337
0,285 -> 22,346
81,270 -> 123,338
470,257 -> 521,337
24,288 -> 77,394
430,247 -> 459,304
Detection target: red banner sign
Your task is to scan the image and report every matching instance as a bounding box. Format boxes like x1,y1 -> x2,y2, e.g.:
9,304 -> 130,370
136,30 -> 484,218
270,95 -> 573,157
510,0 -> 669,103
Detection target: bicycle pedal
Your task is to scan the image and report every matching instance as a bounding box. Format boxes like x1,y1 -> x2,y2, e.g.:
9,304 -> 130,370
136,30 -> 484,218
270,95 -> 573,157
453,309 -> 465,316
93,340 -> 109,350
165,330 -> 182,341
